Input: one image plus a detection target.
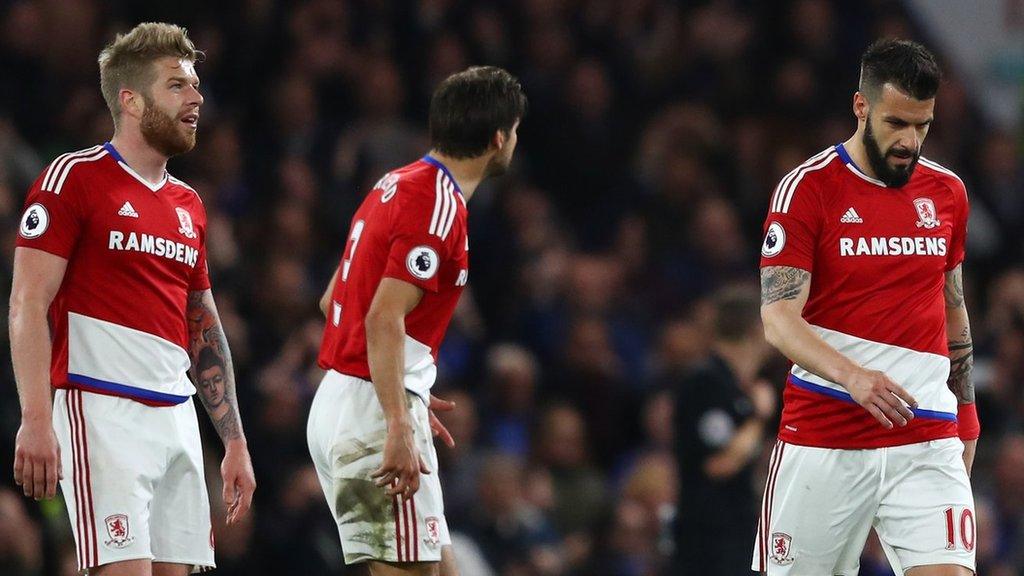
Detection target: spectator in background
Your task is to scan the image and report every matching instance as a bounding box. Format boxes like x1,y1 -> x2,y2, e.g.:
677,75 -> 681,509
670,285 -> 776,575
463,453 -> 562,576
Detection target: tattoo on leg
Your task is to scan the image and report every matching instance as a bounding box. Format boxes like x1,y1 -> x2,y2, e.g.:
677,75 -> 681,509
760,266 -> 811,305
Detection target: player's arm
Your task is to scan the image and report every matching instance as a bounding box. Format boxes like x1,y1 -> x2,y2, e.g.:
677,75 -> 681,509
760,266 -> 918,428
366,278 -> 430,499
186,289 -> 255,523
319,267 -> 339,318
944,264 -> 978,474
10,247 -> 67,500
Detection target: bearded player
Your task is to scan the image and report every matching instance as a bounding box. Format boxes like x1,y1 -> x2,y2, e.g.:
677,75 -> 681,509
754,39 -> 978,575
10,23 -> 255,575
307,67 -> 526,576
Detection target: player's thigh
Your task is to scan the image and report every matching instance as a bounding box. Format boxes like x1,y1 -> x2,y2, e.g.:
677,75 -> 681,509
149,400 -> 214,569
439,545 -> 459,576
91,558 -> 152,576
151,562 -> 192,576
367,560 -> 439,576
54,390 -> 162,570
876,439 -> 975,574
905,565 -> 974,576
752,440 -> 880,575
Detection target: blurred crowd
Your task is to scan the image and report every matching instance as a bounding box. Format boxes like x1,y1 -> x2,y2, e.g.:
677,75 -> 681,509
0,1 -> 1022,575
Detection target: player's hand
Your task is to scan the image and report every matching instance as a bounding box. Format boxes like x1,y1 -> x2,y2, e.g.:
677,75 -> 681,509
428,394 -> 456,448
843,368 -> 917,429
13,416 -> 62,500
372,423 -> 429,500
221,441 -> 256,525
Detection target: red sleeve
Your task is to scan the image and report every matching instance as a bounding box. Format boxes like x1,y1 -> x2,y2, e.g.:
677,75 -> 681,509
945,178 -> 969,272
16,166 -> 86,259
382,186 -> 450,293
759,175 -> 822,272
957,402 -> 980,441
189,203 -> 211,291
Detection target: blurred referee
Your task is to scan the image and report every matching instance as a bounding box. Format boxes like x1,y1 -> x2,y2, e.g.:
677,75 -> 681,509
670,285 -> 776,575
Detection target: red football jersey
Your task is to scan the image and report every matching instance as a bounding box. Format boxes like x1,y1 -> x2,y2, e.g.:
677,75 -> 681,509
760,144 -> 967,448
318,156 -> 470,400
16,143 -> 209,406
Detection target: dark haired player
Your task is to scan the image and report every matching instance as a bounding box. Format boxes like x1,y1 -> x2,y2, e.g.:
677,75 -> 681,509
308,66 -> 527,576
754,40 -> 978,575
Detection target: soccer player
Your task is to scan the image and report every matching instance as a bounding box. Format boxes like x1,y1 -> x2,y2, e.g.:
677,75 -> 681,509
10,23 -> 255,575
308,66 -> 526,575
754,39 -> 978,575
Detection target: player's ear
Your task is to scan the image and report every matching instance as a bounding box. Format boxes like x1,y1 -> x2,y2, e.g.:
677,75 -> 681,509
120,88 -> 144,120
853,92 -> 868,122
490,129 -> 506,152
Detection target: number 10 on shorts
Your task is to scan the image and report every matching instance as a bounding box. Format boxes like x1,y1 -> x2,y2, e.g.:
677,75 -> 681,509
943,507 -> 975,551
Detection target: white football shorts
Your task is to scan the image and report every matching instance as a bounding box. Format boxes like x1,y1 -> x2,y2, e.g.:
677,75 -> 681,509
752,438 -> 975,575
307,370 -> 451,565
53,389 -> 215,573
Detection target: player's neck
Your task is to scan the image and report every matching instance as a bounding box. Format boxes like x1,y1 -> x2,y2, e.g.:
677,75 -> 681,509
426,151 -> 487,202
109,131 -> 169,185
841,133 -> 879,181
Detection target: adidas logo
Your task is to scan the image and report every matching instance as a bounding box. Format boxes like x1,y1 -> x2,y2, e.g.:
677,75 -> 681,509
118,201 -> 139,218
840,207 -> 863,224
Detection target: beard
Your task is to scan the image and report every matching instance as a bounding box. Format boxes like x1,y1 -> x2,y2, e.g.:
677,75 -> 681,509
483,147 -> 514,178
863,117 -> 919,187
140,95 -> 195,157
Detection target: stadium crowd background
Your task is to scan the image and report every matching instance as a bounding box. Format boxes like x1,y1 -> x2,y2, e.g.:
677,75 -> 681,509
0,1 -> 1021,575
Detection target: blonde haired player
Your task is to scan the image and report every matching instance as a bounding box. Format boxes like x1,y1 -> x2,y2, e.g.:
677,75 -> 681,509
11,22 -> 255,575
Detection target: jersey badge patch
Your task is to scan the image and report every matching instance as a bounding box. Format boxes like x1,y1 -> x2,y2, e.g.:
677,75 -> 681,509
914,198 -> 940,229
19,203 -> 49,239
176,207 -> 197,238
104,513 -> 135,549
761,222 -> 786,258
407,246 -> 439,280
424,516 -> 441,548
770,532 -> 794,565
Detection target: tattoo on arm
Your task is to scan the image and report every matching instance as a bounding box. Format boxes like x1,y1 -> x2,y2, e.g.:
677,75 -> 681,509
948,325 -> 975,404
945,265 -> 965,307
944,265 -> 975,403
760,266 -> 811,306
188,290 -> 244,442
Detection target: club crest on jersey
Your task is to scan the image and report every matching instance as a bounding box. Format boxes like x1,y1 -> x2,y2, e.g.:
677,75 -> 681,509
914,198 -> 940,229
761,222 -> 786,258
19,203 -> 49,239
770,532 -> 794,565
407,245 -> 439,280
176,207 -> 197,238
424,516 -> 441,548
104,514 -> 135,549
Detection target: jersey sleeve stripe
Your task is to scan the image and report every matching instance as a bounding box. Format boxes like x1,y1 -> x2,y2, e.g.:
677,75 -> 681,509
49,149 -> 109,194
43,146 -> 102,191
429,170 -> 444,235
770,148 -> 832,213
42,152 -> 74,191
779,151 -> 837,214
44,146 -> 100,190
441,180 -> 457,240
435,175 -> 452,239
919,157 -> 966,189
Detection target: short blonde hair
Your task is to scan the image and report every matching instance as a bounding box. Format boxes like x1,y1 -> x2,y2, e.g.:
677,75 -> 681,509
98,22 -> 202,127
